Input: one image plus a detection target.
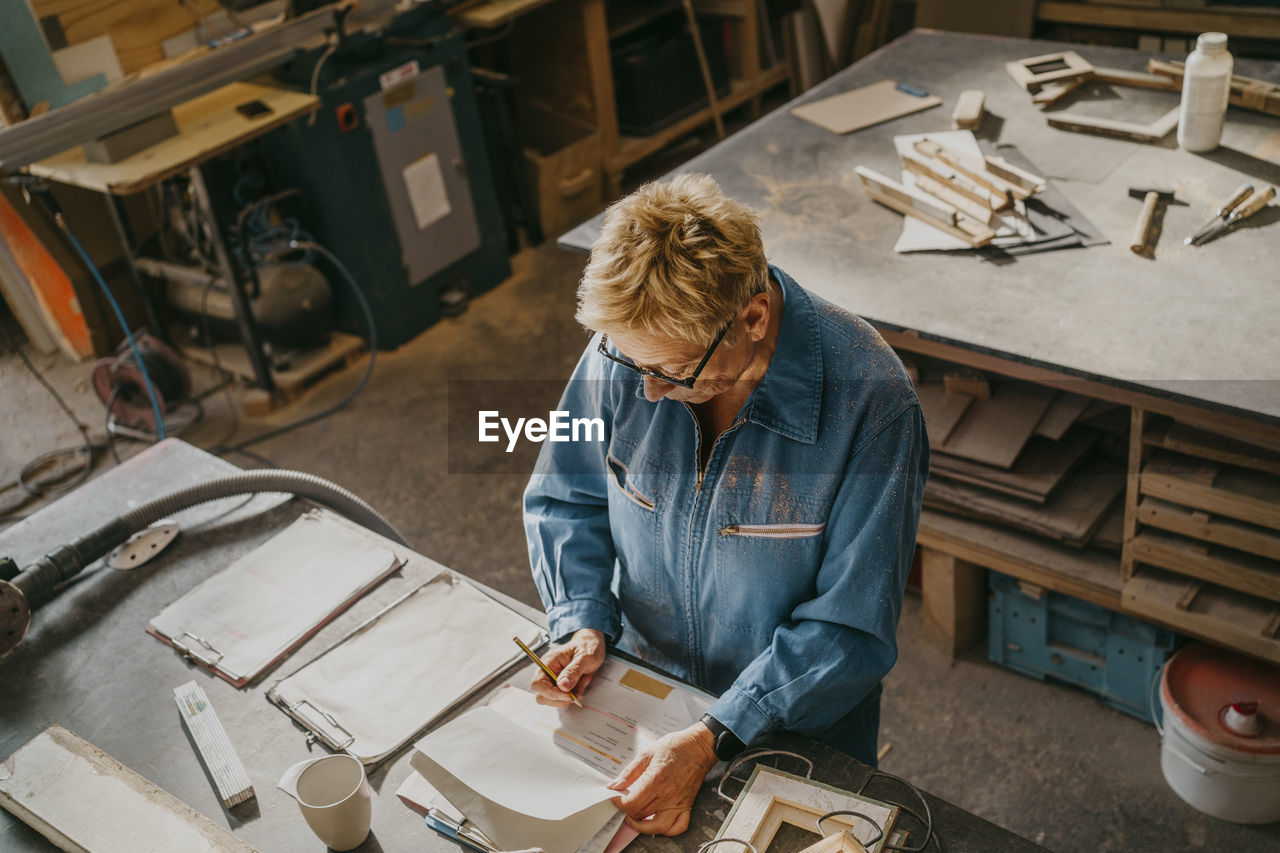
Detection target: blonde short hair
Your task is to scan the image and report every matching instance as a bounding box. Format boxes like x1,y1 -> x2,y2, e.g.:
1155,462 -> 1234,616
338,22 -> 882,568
576,173 -> 767,348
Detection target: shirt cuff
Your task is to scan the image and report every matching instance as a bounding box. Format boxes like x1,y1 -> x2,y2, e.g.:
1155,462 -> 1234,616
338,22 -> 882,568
706,686 -> 778,746
545,598 -> 622,645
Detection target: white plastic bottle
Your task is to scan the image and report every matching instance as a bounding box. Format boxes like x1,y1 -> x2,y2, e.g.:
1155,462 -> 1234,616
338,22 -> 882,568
1177,32 -> 1233,153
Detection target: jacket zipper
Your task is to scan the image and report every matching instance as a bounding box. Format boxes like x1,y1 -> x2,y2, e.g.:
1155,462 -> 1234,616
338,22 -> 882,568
681,405 -> 746,684
719,522 -> 827,539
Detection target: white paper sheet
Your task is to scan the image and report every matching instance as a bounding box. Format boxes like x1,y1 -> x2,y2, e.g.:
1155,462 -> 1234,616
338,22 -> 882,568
396,771 -> 632,853
148,510 -> 401,685
489,658 -> 713,777
411,707 -> 619,853
403,153 -> 452,230
890,130 -> 1033,253
268,573 -> 544,764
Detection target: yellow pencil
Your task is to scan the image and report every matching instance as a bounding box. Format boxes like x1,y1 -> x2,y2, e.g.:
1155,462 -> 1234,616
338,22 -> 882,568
512,636 -> 583,707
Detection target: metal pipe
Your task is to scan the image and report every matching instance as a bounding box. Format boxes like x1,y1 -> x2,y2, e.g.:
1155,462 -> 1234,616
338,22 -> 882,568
0,468 -> 407,657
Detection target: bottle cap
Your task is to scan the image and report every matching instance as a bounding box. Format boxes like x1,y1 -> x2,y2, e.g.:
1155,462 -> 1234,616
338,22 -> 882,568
1197,32 -> 1228,53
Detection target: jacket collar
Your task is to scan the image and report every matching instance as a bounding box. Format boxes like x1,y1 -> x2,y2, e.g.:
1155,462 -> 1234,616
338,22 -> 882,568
742,264 -> 822,444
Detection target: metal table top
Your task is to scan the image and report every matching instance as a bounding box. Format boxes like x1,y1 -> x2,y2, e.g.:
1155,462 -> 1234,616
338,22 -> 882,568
561,30 -> 1280,425
0,439 -> 1041,851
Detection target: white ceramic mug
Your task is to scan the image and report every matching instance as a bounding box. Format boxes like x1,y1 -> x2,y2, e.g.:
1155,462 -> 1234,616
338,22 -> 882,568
277,754 -> 371,851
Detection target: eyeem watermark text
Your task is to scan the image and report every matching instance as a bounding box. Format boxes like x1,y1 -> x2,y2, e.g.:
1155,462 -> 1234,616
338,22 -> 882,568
478,410 -> 605,452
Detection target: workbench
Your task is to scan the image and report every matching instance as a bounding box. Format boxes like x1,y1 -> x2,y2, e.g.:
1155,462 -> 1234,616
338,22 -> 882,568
0,439 -> 1043,852
25,80 -> 323,394
560,31 -> 1280,662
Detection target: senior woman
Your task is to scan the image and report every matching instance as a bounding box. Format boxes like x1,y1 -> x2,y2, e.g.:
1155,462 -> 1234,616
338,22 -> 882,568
523,173 -> 928,836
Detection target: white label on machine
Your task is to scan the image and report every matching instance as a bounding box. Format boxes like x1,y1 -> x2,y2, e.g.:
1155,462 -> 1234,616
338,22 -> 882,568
380,60 -> 420,91
403,153 -> 452,231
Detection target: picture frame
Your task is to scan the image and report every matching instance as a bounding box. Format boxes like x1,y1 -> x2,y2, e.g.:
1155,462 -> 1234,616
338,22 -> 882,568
1006,50 -> 1094,91
713,765 -> 899,853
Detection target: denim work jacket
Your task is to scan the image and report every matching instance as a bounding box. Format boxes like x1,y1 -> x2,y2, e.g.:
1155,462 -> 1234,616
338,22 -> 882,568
523,265 -> 929,746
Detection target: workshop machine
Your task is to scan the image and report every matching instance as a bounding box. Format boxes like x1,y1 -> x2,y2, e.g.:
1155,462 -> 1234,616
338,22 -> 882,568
261,3 -> 510,349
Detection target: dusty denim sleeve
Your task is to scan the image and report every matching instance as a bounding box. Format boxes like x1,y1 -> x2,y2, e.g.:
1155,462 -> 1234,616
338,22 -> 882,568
523,336 -> 622,644
707,404 -> 929,743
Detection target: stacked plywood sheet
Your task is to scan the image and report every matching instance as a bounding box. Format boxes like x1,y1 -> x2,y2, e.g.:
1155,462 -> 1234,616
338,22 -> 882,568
1122,412 -> 1280,664
915,371 -> 1126,552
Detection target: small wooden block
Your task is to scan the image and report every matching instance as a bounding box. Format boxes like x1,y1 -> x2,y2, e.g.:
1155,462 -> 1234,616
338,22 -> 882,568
242,388 -> 273,417
944,370 -> 991,399
952,89 -> 985,130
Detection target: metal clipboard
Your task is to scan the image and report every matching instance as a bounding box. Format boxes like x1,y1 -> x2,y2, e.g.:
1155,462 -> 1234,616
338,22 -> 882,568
267,571 -> 547,766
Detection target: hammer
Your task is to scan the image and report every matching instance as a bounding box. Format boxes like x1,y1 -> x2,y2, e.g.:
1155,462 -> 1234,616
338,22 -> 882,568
1129,186 -> 1177,255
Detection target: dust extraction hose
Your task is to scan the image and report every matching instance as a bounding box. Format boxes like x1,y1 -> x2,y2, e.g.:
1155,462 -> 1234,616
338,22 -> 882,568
0,470 -> 408,657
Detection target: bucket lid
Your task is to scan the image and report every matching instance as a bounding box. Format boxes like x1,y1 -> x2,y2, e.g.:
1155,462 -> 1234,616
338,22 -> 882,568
1162,645 -> 1280,755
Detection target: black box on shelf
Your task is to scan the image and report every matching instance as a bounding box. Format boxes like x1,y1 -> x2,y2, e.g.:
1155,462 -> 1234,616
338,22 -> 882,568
612,16 -> 731,136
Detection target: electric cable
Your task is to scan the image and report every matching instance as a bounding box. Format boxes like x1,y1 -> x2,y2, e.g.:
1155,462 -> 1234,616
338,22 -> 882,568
0,323 -> 99,499
63,230 -> 166,439
200,272 -> 241,448
104,385 -> 124,465
219,240 -> 377,452
28,191 -> 169,440
307,39 -> 339,127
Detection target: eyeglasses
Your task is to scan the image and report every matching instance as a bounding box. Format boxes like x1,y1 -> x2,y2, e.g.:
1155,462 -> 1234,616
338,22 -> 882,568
597,322 -> 731,389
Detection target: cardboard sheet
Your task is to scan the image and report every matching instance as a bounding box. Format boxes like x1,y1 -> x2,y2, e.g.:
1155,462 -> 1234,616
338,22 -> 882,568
792,79 -> 941,134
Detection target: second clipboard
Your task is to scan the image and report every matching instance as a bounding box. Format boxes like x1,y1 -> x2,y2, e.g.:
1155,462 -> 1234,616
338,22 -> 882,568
267,571 -> 546,765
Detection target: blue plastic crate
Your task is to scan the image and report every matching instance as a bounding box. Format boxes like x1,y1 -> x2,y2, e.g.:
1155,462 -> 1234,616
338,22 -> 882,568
987,573 -> 1179,722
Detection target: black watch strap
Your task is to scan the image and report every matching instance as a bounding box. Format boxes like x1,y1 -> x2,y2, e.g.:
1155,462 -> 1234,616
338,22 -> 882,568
700,712 -> 746,761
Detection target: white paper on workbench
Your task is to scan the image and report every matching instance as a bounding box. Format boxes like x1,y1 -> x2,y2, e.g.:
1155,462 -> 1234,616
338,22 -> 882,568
268,572 -> 545,763
891,129 -> 1032,252
411,706 -> 619,853
148,510 -> 401,684
489,658 -> 713,777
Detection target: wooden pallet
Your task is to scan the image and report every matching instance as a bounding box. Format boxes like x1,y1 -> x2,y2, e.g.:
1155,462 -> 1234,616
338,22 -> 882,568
180,332 -> 367,406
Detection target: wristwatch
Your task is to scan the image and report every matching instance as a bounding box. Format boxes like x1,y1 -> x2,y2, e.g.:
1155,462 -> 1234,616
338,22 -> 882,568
700,713 -> 746,761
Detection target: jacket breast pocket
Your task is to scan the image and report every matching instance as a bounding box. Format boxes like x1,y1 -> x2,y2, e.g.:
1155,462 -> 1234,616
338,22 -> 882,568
605,449 -> 669,618
607,453 -> 656,511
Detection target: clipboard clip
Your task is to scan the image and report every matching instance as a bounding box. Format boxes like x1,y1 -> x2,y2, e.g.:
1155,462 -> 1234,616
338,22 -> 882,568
286,699 -> 356,751
171,631 -> 224,668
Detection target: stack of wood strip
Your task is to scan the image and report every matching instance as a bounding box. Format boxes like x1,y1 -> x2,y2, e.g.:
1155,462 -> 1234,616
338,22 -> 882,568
914,366 -> 1126,552
1122,412 -> 1280,664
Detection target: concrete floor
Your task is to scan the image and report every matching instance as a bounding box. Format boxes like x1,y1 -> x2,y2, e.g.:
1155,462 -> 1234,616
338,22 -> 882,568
4,237 -> 1278,852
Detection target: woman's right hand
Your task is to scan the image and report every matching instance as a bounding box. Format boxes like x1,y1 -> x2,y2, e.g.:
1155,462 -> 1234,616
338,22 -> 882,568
529,628 -> 607,706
